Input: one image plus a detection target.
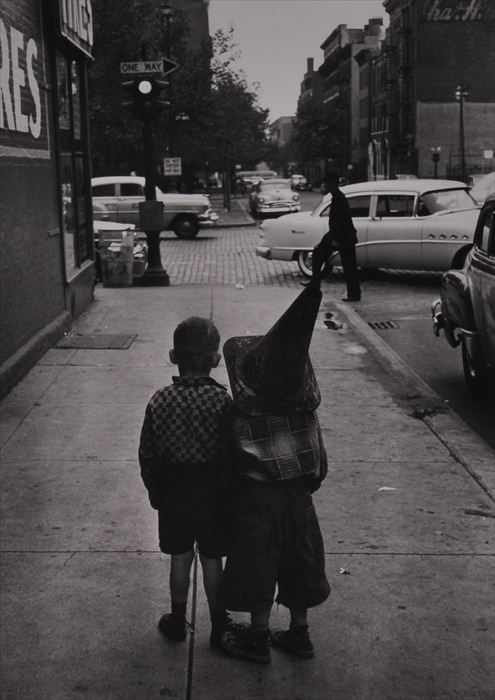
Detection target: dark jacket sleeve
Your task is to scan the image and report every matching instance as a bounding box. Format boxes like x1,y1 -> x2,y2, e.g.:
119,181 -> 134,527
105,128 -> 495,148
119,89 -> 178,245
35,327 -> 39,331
328,191 -> 357,246
138,403 -> 163,509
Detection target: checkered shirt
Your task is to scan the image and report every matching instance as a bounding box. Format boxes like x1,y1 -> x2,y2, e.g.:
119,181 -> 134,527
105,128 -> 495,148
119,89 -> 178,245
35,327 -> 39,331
139,376 -> 233,505
233,410 -> 327,485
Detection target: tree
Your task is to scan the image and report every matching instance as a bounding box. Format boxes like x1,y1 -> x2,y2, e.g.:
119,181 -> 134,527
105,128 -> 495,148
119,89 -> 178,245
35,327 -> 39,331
88,6 -> 270,185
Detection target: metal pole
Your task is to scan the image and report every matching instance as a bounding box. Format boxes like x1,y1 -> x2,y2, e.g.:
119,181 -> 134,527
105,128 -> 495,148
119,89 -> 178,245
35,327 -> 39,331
459,91 -> 466,182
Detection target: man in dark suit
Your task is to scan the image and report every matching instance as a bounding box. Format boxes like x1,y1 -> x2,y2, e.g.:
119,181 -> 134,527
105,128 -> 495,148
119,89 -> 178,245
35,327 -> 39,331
303,172 -> 361,301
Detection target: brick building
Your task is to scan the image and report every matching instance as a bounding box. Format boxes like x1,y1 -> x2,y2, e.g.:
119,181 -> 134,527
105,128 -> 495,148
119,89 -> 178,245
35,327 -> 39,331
0,0 -> 94,397
383,0 -> 495,178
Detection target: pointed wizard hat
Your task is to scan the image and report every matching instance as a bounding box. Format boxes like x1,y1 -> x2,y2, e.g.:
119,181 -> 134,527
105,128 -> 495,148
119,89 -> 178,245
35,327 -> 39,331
223,285 -> 322,415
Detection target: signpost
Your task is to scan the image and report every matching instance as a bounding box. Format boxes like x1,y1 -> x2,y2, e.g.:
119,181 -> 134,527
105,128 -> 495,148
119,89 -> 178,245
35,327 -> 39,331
119,55 -> 180,286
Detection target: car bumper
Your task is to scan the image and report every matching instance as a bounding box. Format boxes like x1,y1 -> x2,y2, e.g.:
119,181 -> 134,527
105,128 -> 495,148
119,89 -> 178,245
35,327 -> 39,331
256,245 -> 295,261
257,204 -> 301,216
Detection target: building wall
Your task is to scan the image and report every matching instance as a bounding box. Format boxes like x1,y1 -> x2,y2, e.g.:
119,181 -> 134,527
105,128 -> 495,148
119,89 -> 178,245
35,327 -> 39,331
416,101 -> 495,177
0,1 -> 66,368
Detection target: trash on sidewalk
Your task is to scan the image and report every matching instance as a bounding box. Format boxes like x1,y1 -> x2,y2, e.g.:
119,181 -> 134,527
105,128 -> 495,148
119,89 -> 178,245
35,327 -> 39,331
235,283 -> 245,289
378,486 -> 397,492
94,221 -> 148,285
339,567 -> 351,575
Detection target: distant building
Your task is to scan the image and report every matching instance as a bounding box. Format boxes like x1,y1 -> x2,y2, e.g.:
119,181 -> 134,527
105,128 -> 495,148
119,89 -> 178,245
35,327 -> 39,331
383,0 -> 495,178
270,116 -> 295,148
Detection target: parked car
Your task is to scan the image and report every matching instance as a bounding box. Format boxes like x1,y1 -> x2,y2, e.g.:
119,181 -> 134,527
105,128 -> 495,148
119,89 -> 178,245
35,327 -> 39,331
432,193 -> 495,396
290,173 -> 309,191
91,176 -> 218,239
236,170 -> 278,193
249,178 -> 301,218
256,179 -> 479,277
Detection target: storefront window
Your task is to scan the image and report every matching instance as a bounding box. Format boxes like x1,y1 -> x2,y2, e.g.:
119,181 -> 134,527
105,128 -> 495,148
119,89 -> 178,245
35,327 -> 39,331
56,52 -> 91,279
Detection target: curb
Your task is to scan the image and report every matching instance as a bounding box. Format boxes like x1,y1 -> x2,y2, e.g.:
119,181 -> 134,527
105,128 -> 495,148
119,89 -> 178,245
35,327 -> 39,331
332,300 -> 495,503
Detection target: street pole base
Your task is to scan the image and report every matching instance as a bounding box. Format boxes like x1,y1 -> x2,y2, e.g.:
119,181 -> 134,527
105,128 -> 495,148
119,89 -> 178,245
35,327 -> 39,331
136,268 -> 170,286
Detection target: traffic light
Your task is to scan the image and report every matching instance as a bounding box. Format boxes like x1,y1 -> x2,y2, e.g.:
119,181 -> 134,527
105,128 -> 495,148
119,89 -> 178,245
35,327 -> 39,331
120,78 -> 170,120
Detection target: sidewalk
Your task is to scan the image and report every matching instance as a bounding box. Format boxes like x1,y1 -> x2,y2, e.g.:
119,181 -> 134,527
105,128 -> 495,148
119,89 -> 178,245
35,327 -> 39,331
209,195 -> 256,227
1,284 -> 495,699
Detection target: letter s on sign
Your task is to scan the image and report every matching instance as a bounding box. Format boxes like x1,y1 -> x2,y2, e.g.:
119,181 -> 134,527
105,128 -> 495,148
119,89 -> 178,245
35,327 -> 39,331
26,38 -> 41,138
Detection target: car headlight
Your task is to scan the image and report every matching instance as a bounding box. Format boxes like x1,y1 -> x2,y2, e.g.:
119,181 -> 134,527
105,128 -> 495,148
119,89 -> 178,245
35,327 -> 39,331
258,197 -> 265,203
292,194 -> 300,201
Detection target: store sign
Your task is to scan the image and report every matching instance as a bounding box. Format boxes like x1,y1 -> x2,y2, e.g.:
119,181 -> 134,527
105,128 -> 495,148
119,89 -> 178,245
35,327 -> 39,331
0,5 -> 49,159
423,0 -> 495,21
59,0 -> 93,58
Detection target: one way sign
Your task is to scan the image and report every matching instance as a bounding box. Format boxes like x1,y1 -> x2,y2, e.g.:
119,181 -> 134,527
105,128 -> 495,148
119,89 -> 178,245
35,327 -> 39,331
120,57 -> 179,77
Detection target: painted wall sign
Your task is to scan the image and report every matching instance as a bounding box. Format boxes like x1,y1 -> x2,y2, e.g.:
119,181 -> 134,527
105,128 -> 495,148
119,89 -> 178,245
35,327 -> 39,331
0,2 -> 50,159
423,0 -> 495,22
59,0 -> 93,58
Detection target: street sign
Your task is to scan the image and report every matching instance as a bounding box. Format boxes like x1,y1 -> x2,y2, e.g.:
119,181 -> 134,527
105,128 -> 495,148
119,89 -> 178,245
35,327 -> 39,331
483,149 -> 494,159
163,157 -> 182,176
120,57 -> 179,77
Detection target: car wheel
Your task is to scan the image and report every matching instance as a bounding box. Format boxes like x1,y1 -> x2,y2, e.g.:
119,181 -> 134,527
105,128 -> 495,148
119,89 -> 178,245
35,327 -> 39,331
461,336 -> 490,398
173,215 -> 199,239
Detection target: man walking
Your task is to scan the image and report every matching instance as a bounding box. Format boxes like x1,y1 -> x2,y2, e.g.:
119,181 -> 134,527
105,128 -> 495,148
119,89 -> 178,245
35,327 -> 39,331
304,171 -> 361,301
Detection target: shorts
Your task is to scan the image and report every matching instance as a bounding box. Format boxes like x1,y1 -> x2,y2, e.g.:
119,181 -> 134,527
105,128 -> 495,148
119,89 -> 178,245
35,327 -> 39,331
221,479 -> 330,612
158,483 -> 228,558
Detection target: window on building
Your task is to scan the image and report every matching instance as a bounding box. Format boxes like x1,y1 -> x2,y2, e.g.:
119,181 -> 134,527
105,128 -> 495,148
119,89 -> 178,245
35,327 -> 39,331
376,194 -> 415,217
56,53 -> 91,279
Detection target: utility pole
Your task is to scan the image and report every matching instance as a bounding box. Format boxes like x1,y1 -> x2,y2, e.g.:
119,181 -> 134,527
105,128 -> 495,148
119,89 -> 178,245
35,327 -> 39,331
455,84 -> 468,183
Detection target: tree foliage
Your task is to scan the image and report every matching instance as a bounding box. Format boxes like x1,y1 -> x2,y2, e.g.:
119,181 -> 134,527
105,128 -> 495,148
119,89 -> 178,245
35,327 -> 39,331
88,4 -> 270,182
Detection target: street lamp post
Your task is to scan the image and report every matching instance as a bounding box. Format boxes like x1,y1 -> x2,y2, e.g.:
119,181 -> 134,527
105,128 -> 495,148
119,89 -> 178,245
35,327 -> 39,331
430,146 -> 441,178
455,84 -> 468,182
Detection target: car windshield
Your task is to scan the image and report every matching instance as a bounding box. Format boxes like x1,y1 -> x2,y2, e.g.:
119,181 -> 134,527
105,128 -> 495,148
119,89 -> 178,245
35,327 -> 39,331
419,188 -> 477,214
261,179 -> 290,190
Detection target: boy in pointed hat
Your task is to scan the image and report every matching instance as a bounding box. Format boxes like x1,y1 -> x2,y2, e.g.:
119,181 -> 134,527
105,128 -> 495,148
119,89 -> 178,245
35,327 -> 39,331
219,285 -> 330,664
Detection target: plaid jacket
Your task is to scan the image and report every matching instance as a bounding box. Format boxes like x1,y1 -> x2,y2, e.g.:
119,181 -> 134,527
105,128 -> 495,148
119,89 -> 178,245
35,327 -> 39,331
139,376 -> 233,508
233,409 -> 328,490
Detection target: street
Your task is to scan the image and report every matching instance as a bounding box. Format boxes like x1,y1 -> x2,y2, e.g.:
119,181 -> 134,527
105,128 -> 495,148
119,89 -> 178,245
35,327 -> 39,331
159,190 -> 495,455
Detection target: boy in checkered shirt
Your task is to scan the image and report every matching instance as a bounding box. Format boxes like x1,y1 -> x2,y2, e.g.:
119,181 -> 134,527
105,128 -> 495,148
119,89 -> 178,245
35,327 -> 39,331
139,317 -> 236,647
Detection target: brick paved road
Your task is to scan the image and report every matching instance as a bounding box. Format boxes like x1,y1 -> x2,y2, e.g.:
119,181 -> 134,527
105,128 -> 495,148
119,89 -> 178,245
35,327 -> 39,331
158,225 -> 304,287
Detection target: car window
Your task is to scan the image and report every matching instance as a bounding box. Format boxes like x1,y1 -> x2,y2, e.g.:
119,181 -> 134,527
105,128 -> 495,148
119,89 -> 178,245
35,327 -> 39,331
376,194 -> 415,217
120,183 -> 143,196
477,209 -> 495,254
421,188 -> 477,213
348,195 -> 371,217
92,184 -> 115,197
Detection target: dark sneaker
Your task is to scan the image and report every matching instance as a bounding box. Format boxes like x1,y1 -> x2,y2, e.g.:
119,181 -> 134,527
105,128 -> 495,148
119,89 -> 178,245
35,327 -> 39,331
158,613 -> 186,642
220,626 -> 271,664
271,625 -> 315,659
210,613 -> 248,649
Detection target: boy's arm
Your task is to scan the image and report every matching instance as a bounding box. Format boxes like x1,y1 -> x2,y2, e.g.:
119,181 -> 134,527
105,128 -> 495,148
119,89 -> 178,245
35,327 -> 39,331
307,416 -> 328,493
138,404 -> 162,509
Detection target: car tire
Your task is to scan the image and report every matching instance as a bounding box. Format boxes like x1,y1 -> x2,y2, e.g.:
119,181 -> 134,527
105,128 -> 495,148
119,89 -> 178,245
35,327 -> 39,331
173,215 -> 199,239
297,250 -> 334,278
461,336 -> 490,398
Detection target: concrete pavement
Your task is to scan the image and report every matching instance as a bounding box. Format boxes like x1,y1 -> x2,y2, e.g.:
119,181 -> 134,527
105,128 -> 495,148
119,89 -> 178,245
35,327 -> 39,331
1,283 -> 495,699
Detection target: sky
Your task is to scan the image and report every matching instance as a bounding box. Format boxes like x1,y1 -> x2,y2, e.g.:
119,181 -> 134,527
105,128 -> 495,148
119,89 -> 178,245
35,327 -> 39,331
209,0 -> 388,121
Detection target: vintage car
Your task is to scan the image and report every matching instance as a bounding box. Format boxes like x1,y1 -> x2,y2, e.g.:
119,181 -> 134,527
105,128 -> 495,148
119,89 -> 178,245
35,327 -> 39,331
249,178 -> 301,219
256,179 -> 479,276
236,169 -> 278,194
91,176 -> 218,239
432,193 -> 495,396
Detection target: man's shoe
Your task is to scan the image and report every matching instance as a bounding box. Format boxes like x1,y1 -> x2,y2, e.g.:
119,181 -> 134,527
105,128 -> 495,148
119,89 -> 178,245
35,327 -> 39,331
220,626 -> 271,664
210,612 -> 247,649
341,296 -> 361,302
271,625 -> 315,659
158,613 -> 186,642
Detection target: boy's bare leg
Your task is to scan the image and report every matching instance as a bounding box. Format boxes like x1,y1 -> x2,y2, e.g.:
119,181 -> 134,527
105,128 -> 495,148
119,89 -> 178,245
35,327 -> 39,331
170,550 -> 195,608
199,554 -> 223,619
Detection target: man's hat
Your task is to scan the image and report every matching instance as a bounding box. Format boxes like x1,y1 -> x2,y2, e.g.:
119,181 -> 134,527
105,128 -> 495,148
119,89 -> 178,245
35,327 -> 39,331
223,285 -> 322,415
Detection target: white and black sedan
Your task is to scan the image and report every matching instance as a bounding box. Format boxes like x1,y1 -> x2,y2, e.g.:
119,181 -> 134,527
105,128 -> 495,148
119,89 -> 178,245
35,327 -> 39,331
256,179 -> 480,276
